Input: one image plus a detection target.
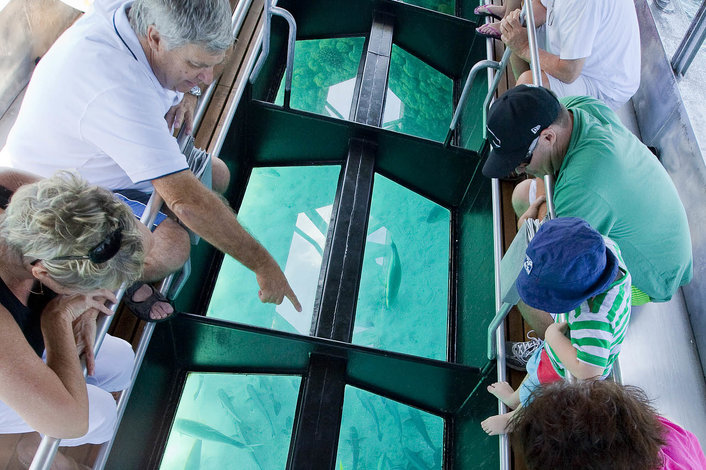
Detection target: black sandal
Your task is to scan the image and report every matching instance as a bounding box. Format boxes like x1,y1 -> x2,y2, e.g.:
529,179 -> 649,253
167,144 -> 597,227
124,283 -> 175,323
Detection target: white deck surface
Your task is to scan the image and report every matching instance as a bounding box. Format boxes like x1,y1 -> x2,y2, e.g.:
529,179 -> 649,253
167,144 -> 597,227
616,101 -> 706,448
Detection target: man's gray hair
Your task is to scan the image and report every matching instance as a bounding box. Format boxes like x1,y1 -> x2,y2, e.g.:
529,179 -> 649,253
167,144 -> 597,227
0,172 -> 144,291
129,0 -> 234,52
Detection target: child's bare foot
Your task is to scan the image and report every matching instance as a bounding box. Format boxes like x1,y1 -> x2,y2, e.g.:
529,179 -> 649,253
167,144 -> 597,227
481,412 -> 513,435
487,382 -> 520,409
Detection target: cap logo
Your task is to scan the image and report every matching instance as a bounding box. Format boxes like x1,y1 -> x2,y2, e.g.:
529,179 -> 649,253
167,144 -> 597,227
523,254 -> 533,274
487,127 -> 502,148
530,125 -> 541,134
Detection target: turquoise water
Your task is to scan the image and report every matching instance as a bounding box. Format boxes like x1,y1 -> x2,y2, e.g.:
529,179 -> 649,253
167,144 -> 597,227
354,174 -> 449,360
276,38 -> 454,144
385,45 -> 453,142
207,165 -> 340,333
208,168 -> 449,361
160,374 -> 444,470
336,387 -> 443,470
160,373 -> 301,469
197,31 -> 452,469
275,37 -> 366,117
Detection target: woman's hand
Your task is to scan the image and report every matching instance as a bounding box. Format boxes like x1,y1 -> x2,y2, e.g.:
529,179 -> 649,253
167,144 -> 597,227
43,289 -> 117,325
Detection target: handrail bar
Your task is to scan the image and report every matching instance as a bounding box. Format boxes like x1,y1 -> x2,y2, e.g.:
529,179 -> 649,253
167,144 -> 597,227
248,0 -> 296,109
444,57 -> 507,148
671,0 -> 706,77
472,2 -> 561,469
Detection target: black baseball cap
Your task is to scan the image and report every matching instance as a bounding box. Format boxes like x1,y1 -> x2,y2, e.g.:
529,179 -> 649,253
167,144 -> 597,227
482,85 -> 561,179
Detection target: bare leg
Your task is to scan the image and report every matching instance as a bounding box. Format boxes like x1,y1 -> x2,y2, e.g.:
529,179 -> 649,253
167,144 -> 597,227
137,219 -> 190,282
512,177 -> 547,229
481,408 -> 519,435
517,69 -> 551,89
517,300 -> 553,339
512,178 -> 534,216
487,381 -> 521,409
211,156 -> 231,195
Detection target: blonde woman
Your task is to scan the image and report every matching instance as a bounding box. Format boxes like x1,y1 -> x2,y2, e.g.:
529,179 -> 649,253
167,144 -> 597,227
0,171 -> 143,468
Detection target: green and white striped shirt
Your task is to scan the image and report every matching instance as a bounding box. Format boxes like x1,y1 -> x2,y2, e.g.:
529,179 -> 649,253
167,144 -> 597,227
545,238 -> 632,379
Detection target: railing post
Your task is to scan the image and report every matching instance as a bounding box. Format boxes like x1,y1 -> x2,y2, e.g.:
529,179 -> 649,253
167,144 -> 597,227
671,0 -> 706,77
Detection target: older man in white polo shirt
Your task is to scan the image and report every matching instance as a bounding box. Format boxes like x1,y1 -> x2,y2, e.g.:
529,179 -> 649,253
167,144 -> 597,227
0,0 -> 302,319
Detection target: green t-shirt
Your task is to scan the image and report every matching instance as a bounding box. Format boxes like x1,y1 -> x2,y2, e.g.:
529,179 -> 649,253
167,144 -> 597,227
553,96 -> 692,301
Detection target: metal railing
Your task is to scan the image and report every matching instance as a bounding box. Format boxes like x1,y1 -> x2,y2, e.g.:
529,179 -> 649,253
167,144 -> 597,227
463,1 -> 562,469
249,0 -> 297,109
671,0 -> 706,77
28,2 -> 258,469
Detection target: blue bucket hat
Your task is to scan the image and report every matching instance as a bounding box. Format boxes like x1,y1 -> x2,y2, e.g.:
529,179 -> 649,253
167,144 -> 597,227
516,217 -> 619,313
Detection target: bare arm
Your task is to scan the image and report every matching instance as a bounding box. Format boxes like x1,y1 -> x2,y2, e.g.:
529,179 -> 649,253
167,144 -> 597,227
0,290 -> 116,438
501,9 -> 586,84
152,170 -> 302,311
544,322 -> 603,380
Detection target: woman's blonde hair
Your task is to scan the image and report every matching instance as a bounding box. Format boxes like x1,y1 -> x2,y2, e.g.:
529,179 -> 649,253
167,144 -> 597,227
0,172 -> 144,291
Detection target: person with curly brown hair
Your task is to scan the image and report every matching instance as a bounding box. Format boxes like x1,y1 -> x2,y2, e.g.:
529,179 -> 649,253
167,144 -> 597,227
509,380 -> 706,470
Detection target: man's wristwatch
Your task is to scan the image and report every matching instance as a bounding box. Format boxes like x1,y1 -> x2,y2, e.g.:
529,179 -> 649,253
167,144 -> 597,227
188,85 -> 202,97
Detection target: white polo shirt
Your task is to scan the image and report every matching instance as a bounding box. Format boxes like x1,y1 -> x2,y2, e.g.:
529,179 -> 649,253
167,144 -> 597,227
540,0 -> 641,105
0,0 -> 188,192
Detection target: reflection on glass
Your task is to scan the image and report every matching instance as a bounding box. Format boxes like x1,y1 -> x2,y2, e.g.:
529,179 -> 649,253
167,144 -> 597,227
354,174 -> 449,360
384,45 -> 453,141
336,387 -> 443,470
397,0 -> 454,15
160,373 -> 301,470
208,166 -> 340,334
274,37 -> 365,118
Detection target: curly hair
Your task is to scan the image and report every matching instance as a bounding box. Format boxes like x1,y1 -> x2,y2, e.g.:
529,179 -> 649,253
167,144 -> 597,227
0,172 -> 144,291
509,380 -> 666,470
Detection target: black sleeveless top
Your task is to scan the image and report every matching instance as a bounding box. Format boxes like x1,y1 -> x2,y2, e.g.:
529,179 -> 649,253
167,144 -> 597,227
0,276 -> 45,357
0,184 -> 53,356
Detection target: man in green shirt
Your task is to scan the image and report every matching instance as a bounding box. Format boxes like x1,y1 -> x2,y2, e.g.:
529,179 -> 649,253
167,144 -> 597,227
482,85 -> 692,338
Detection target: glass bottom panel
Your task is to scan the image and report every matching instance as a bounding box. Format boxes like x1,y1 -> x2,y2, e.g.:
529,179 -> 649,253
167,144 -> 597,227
336,386 -> 443,470
160,373 -> 301,470
207,166 -> 340,335
354,174 -> 450,360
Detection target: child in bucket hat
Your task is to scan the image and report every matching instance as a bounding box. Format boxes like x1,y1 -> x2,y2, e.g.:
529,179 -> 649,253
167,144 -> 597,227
481,217 -> 632,436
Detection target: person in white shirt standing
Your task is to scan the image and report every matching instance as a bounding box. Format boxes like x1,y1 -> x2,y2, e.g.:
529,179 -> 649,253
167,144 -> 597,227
0,0 -> 302,321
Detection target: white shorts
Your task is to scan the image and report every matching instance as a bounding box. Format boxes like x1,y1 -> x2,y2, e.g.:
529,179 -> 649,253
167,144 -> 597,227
0,335 -> 134,446
545,73 -> 624,110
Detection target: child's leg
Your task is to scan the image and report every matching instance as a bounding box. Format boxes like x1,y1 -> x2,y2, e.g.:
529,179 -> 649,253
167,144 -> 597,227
487,381 -> 521,410
481,408 -> 519,436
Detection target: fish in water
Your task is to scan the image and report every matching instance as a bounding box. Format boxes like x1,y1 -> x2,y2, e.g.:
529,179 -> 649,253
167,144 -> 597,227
217,389 -> 242,423
261,168 -> 281,178
192,374 -> 204,401
346,426 -> 363,470
356,390 -> 383,441
403,447 -> 431,470
383,400 -> 403,441
246,384 -> 276,437
384,241 -> 401,308
407,408 -> 438,453
258,376 -> 282,416
425,206 -> 447,224
184,439 -> 201,470
174,419 -> 254,451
